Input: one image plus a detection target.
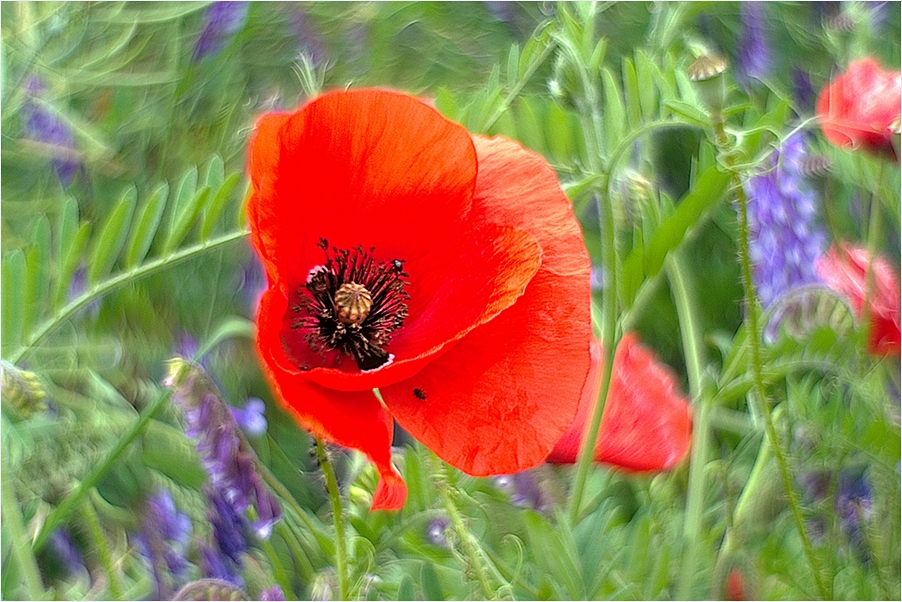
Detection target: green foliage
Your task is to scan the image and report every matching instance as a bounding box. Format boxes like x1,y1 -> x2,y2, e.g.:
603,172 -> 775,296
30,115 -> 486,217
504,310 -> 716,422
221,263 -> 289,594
2,2 -> 900,601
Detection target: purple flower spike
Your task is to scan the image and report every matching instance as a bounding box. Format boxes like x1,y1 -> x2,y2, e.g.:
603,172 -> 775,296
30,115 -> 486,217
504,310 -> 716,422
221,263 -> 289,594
230,397 -> 268,438
737,2 -> 771,86
260,585 -> 286,601
193,2 -> 250,61
134,490 -> 193,599
835,469 -> 874,560
745,132 -> 827,311
48,528 -> 88,579
21,75 -> 80,188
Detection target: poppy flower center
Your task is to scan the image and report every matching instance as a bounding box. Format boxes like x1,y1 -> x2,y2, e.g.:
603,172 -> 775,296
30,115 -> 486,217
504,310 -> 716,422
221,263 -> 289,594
289,239 -> 410,371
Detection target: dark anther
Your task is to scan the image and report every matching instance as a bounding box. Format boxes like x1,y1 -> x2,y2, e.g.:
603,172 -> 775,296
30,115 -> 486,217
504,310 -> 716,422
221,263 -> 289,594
318,238 -> 328,250
413,388 -> 427,400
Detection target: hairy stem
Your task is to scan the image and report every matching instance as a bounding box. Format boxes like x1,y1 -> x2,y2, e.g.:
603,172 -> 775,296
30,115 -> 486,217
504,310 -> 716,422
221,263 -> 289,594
315,438 -> 350,601
715,118 -> 830,599
2,454 -> 47,600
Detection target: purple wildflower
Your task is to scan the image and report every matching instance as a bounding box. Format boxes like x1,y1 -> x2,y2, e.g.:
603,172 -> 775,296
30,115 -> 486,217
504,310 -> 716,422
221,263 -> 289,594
737,2 -> 771,86
426,516 -> 450,547
193,2 -> 250,61
164,359 -> 283,584
133,490 -> 193,599
745,132 -> 827,310
48,528 -> 88,580
494,470 -> 552,513
260,585 -> 286,601
835,469 -> 874,560
21,76 -> 80,188
229,397 -> 267,438
289,9 -> 325,66
793,67 -> 818,114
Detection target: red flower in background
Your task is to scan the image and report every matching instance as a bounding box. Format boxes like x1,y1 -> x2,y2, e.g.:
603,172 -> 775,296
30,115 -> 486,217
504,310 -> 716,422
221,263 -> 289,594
816,243 -> 901,356
247,89 -> 591,510
546,334 -> 692,471
816,58 -> 901,160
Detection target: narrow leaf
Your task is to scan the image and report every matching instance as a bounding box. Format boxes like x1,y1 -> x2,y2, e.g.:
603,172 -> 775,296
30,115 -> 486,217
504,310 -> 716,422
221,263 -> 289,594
203,154 -> 225,192
124,182 -> 169,268
506,43 -> 520,87
396,575 -> 415,601
622,56 -> 642,129
167,165 -> 198,237
419,561 -> 444,601
56,198 -> 79,270
2,250 -> 26,355
602,68 -> 625,155
23,218 -> 51,339
163,186 -> 210,254
88,189 -> 136,286
200,172 -> 241,241
635,50 -> 659,120
621,166 -> 732,304
55,223 -> 92,310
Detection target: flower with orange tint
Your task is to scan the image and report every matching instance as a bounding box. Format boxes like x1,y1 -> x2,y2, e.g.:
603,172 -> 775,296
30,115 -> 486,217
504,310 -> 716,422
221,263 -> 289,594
247,89 -> 592,510
546,334 -> 692,470
816,58 -> 901,160
815,243 -> 901,356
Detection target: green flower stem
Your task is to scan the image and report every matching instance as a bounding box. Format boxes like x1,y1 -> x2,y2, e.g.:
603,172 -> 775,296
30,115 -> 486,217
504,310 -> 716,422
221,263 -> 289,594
564,4 -> 620,525
2,453 -> 48,600
431,455 -> 503,600
713,117 -> 830,599
32,386 -> 172,553
666,250 -> 710,600
315,438 -> 350,601
80,500 -> 124,600
11,228 -> 249,365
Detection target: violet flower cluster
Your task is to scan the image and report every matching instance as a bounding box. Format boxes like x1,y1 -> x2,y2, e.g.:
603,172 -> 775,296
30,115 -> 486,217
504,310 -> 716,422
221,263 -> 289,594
745,132 -> 828,310
193,1 -> 250,61
164,358 -> 282,587
737,2 -> 771,86
133,490 -> 193,599
21,75 -> 80,188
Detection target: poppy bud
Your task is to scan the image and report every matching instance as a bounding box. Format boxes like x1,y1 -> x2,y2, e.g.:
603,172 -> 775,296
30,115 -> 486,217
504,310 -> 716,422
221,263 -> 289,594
688,54 -> 729,114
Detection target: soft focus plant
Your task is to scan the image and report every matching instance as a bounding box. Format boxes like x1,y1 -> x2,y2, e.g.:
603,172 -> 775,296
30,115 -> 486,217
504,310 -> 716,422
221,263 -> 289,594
1,3 -> 899,601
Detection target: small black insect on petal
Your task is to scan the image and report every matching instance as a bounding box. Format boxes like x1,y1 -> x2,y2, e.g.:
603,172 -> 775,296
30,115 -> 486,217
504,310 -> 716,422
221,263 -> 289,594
413,388 -> 427,400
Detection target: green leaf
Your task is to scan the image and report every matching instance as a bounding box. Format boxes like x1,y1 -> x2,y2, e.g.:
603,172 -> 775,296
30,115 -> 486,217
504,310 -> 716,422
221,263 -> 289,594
663,100 -> 709,128
200,172 -> 241,241
513,96 -> 547,156
124,182 -> 169,269
88,188 -> 137,286
602,68 -> 625,155
419,561 -> 444,601
524,510 -> 584,599
56,198 -> 79,273
546,101 -> 574,162
622,56 -> 642,129
396,574 -> 415,601
167,165 -> 198,238
635,50 -> 659,120
163,186 -> 210,254
23,217 -> 51,338
55,223 -> 92,309
2,250 -> 26,355
203,154 -> 225,192
506,42 -> 520,86
620,165 -> 732,305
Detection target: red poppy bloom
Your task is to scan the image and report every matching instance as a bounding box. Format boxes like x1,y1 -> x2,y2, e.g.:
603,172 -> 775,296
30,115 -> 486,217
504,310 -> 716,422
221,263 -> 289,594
815,58 -> 901,160
247,89 -> 591,510
546,334 -> 692,471
816,243 -> 901,356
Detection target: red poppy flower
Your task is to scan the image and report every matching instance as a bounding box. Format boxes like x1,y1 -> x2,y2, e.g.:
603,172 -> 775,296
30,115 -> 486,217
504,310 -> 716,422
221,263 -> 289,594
546,334 -> 692,471
815,58 -> 901,160
816,243 -> 901,356
247,89 -> 591,510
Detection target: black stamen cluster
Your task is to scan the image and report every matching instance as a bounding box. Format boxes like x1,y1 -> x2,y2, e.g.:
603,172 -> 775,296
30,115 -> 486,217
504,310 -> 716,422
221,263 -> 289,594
291,239 -> 410,371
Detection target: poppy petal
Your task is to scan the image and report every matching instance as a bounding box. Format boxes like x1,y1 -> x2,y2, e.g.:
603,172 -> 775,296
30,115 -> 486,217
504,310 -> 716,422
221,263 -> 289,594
815,243 -> 901,355
255,288 -> 406,509
382,135 -> 592,475
547,335 -> 692,471
251,89 -> 478,286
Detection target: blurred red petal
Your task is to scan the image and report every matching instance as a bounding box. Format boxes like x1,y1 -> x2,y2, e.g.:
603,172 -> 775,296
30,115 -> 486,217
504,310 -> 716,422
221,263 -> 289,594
547,334 -> 692,471
816,243 -> 901,355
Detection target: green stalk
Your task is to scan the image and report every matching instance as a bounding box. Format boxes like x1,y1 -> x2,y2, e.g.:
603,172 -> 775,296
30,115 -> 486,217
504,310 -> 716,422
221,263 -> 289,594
315,438 -> 350,601
714,118 -> 830,599
12,228 -> 249,365
432,456 -> 502,600
564,3 -> 620,525
80,500 -> 124,600
32,386 -> 172,553
2,455 -> 48,600
666,251 -> 710,600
